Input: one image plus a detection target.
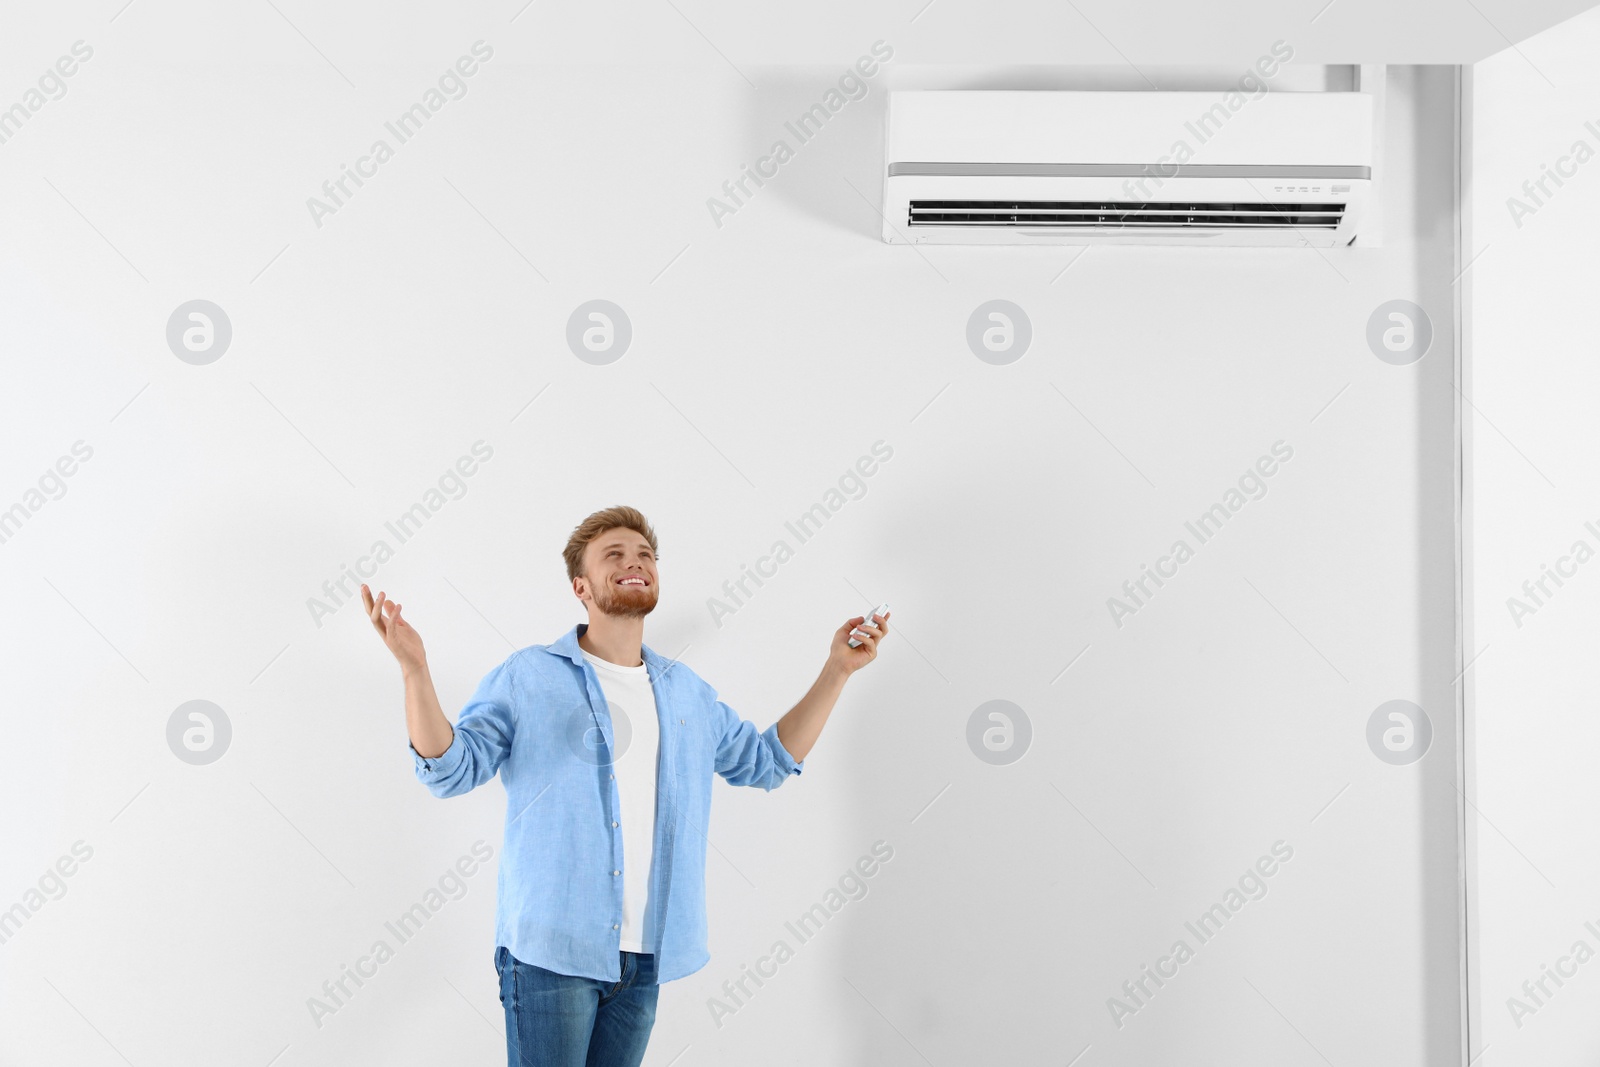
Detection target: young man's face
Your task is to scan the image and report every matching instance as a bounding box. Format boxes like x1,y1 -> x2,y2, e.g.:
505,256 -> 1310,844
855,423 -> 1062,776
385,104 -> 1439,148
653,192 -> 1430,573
577,528 -> 659,619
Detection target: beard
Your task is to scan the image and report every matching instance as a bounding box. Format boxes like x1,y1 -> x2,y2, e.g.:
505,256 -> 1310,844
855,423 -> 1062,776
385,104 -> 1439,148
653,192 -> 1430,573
593,579 -> 658,619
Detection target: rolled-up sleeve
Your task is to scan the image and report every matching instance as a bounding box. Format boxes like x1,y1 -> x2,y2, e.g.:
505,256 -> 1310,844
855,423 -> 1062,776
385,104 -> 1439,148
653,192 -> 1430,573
712,695 -> 805,790
412,658 -> 519,798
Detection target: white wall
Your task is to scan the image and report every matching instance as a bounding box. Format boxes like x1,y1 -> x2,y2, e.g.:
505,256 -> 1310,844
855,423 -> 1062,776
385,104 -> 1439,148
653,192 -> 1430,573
0,43 -> 1462,1067
1465,8 -> 1600,1065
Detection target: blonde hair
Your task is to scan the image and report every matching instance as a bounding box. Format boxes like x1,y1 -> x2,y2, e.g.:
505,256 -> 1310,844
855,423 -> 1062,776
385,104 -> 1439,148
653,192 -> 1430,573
562,505 -> 660,584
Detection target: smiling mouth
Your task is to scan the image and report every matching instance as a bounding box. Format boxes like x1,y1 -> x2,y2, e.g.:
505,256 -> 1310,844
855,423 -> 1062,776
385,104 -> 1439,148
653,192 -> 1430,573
616,577 -> 649,587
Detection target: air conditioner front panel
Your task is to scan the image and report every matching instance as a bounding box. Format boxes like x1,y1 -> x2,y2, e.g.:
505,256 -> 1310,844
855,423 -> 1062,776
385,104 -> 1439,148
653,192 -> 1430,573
886,91 -> 1373,168
882,90 -> 1374,247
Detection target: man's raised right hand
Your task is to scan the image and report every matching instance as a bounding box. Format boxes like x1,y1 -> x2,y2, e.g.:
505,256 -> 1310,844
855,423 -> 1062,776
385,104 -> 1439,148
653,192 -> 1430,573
362,584 -> 427,674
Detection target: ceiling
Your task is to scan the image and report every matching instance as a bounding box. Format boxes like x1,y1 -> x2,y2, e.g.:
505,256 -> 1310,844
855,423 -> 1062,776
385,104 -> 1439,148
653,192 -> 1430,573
3,0 -> 1595,70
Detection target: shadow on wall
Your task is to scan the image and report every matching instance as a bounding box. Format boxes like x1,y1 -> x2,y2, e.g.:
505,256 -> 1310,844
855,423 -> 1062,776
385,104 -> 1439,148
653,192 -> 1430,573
727,65 -> 896,242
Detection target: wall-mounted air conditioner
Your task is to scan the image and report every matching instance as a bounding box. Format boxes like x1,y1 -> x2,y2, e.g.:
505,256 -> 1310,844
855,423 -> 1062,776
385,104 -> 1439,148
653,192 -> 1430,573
882,90 -> 1375,247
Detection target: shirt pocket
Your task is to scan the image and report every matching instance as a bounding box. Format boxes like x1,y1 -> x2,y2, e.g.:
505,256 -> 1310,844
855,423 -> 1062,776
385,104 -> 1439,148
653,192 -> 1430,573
671,710 -> 713,785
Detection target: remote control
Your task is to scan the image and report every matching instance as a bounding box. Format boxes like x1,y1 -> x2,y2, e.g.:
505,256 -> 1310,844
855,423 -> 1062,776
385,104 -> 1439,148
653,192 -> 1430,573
849,603 -> 890,648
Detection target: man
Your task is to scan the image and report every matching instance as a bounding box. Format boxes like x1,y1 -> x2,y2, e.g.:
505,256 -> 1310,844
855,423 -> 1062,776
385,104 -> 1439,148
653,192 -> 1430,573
362,505 -> 889,1066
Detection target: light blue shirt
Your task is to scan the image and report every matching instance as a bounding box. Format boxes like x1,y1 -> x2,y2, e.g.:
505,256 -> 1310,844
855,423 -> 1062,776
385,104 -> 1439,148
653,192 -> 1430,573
411,623 -> 805,983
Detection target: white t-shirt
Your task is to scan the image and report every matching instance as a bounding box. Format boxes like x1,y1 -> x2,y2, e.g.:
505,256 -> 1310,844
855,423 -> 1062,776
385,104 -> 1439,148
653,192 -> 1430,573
580,648 -> 660,955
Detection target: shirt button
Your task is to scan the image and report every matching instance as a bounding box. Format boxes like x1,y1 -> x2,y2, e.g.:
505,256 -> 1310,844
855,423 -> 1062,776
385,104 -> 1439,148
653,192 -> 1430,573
612,870 -> 619,876
612,821 -> 619,827
679,718 -> 684,724
613,924 -> 619,930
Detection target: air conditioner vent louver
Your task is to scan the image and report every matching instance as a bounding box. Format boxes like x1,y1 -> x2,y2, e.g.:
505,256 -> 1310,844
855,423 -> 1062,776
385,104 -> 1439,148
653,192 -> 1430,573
909,200 -> 1347,230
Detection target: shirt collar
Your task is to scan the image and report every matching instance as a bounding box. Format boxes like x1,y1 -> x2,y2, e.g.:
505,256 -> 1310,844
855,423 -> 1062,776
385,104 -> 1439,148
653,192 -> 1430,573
548,623 -> 671,675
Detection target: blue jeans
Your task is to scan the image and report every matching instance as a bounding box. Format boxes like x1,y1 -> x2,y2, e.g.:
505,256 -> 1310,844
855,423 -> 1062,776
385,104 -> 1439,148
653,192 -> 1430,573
494,945 -> 660,1067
